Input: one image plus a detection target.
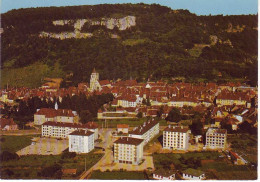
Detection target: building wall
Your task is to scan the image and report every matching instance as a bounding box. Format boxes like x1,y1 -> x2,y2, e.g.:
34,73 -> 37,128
163,130 -> 189,150
205,131 -> 227,149
129,123 -> 159,145
114,142 -> 143,165
69,134 -> 94,153
34,115 -> 46,125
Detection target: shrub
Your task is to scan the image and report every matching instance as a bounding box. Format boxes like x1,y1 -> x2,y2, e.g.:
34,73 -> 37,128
0,151 -> 19,161
61,151 -> 76,159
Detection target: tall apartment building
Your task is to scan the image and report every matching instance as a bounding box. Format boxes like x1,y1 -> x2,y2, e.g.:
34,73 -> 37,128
128,120 -> 159,145
113,137 -> 144,165
34,108 -> 79,125
205,128 -> 227,150
163,126 -> 190,150
68,130 -> 94,153
42,121 -> 88,139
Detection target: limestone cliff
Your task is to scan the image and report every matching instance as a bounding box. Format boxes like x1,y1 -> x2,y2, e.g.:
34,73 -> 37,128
39,16 -> 136,39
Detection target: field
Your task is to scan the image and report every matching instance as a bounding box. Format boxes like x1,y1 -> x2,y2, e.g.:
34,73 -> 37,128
90,170 -> 147,180
153,151 -> 257,180
0,151 -> 104,179
227,134 -> 257,163
0,135 -> 37,153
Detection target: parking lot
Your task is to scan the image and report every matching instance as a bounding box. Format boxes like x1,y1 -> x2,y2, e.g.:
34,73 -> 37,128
16,137 -> 68,155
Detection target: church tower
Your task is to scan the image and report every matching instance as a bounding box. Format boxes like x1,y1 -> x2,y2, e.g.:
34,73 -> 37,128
90,68 -> 101,92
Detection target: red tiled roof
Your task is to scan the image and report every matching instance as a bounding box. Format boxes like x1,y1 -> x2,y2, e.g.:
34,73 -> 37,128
69,129 -> 94,136
117,124 -> 129,128
86,121 -> 98,129
114,137 -> 143,146
0,118 -> 17,129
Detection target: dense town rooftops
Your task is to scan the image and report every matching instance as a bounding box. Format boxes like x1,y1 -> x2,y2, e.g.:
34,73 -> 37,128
69,129 -> 94,136
164,126 -> 189,133
35,108 -> 76,117
182,168 -> 204,177
114,137 -> 143,146
129,119 -> 159,135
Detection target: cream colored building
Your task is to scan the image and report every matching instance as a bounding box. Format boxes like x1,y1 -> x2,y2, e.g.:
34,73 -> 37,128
128,120 -> 159,145
41,121 -> 88,139
113,137 -> 144,165
89,68 -> 101,92
34,108 -> 79,125
163,126 -> 190,150
205,128 -> 227,150
69,130 -> 94,153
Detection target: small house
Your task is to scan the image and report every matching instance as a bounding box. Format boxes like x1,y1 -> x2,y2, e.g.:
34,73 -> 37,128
153,169 -> 175,180
182,168 -> 205,180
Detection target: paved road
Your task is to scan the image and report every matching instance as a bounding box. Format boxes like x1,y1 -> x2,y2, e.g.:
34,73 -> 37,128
79,128 -> 114,179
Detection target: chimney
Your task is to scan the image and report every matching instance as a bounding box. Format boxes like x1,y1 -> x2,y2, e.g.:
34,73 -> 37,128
168,125 -> 171,128
127,138 -> 128,141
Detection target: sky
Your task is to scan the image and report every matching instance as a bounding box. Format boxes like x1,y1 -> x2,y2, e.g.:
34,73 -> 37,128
1,0 -> 258,15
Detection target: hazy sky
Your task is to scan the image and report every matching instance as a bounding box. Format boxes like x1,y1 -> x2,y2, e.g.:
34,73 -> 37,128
1,0 -> 258,15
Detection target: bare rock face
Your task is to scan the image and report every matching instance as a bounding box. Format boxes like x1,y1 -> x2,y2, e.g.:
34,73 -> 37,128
39,16 -> 136,39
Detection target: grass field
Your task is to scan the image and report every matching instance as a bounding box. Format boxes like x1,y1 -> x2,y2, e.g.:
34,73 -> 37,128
227,134 -> 257,163
0,150 -> 104,179
153,151 -> 257,180
90,170 -> 147,180
0,135 -> 38,153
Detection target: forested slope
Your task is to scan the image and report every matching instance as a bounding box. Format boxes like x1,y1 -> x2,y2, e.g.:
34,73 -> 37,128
1,3 -> 258,87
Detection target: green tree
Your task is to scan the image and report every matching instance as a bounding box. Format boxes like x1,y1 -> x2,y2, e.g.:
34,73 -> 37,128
165,108 -> 181,123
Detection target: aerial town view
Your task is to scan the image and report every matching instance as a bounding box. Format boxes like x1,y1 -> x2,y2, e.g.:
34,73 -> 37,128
0,0 -> 258,180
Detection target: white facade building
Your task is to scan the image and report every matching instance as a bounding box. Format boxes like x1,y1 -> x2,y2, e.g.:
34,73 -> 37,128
205,128 -> 227,150
128,120 -> 159,145
163,126 -> 190,150
41,121 -> 88,139
113,137 -> 144,165
69,130 -> 94,153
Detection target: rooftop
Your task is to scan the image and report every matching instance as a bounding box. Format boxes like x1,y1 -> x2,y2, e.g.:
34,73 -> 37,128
183,168 -> 205,177
129,120 -> 159,135
69,130 -> 94,136
114,137 -> 143,146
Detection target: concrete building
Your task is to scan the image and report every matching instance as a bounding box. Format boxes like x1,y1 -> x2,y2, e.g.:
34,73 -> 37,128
205,128 -> 227,150
128,120 -> 159,145
85,121 -> 99,140
41,121 -> 88,139
68,130 -> 94,153
163,126 -> 190,150
117,124 -> 129,134
113,137 -> 144,165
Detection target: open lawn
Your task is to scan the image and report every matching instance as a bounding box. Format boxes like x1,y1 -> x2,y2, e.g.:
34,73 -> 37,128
90,170 -> 147,180
0,150 -> 104,179
0,135 -> 38,153
153,151 -> 257,180
227,134 -> 257,163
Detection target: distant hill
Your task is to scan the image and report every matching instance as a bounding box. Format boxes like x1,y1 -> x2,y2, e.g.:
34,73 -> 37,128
1,3 -> 258,88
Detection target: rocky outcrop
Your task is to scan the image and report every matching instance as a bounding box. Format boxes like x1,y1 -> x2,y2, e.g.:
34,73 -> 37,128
39,16 -> 136,39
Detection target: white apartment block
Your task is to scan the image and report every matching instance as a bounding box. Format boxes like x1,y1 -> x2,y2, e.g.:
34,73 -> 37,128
163,126 -> 190,150
128,120 -> 159,145
42,121 -> 88,139
205,128 -> 227,150
114,137 -> 144,165
69,130 -> 94,153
